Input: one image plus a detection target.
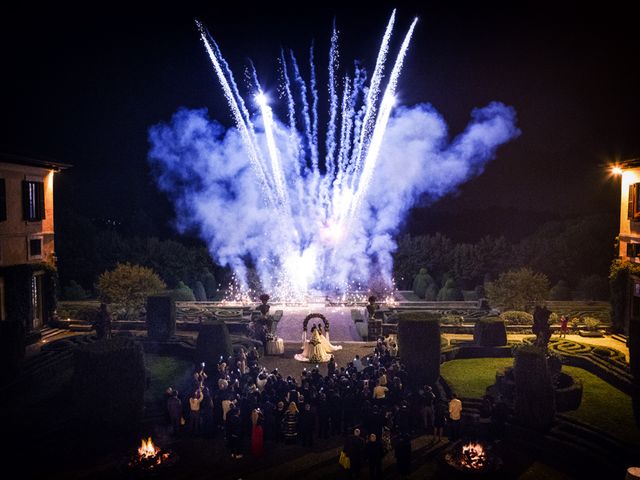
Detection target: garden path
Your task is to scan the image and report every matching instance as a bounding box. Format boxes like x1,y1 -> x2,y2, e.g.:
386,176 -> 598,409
275,306 -> 362,342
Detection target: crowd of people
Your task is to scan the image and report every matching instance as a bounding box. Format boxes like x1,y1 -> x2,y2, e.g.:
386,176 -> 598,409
164,338 -> 508,477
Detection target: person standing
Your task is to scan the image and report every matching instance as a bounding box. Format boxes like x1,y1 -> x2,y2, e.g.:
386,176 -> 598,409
344,428 -> 366,479
167,389 -> 182,435
366,433 -> 384,479
282,402 -> 299,444
421,385 -> 436,434
434,399 -> 447,441
226,407 -> 243,459
394,433 -> 411,478
251,407 -> 264,457
559,315 -> 569,339
327,355 -> 337,376
94,302 -> 112,340
299,403 -> 316,447
448,393 -> 462,441
189,388 -> 203,435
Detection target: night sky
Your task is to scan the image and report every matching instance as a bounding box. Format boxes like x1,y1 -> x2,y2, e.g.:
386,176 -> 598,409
2,1 -> 638,239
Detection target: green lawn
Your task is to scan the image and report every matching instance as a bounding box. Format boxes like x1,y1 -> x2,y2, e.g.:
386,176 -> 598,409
145,354 -> 193,402
441,358 -> 640,445
441,358 -> 513,398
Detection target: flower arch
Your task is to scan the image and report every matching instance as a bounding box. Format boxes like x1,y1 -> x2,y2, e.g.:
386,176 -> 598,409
303,313 -> 329,332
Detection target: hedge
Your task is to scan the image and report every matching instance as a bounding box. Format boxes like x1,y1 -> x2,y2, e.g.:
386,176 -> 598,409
397,311 -> 441,387
499,310 -> 533,324
514,345 -> 556,431
473,318 -> 507,346
412,268 -> 437,300
0,320 -> 26,382
72,337 -> 146,430
195,320 -> 233,367
146,295 -> 176,341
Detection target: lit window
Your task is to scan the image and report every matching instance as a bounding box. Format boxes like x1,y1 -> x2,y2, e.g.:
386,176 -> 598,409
22,180 -> 45,221
28,236 -> 43,260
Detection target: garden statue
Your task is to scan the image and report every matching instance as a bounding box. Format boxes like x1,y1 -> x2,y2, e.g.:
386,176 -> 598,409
257,293 -> 273,334
532,305 -> 552,349
366,295 -> 378,320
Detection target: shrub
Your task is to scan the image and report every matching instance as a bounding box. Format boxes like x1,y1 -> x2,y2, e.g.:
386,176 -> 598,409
591,346 -> 613,358
196,321 -> 233,366
486,268 -> 549,311
146,295 -> 176,340
549,280 -> 571,300
582,317 -> 600,331
555,374 -> 583,412
62,280 -> 91,300
203,271 -> 218,300
437,279 -> 464,301
499,310 -> 533,324
193,281 -> 207,301
609,259 -> 640,332
397,312 -> 441,387
57,302 -> 101,323
473,318 -> 507,346
513,345 -> 556,431
441,315 -> 464,325
72,337 -> 145,430
0,321 -> 26,381
169,281 -> 196,301
97,263 -> 165,318
412,268 -> 437,300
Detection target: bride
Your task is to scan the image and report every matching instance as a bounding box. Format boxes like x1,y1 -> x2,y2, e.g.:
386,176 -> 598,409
295,326 -> 331,363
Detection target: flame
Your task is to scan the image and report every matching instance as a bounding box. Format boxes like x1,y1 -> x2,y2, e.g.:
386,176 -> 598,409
138,437 -> 160,459
460,442 -> 487,469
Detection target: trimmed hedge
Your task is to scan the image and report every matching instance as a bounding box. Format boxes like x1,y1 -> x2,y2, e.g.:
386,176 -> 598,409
499,310 -> 533,324
196,320 -> 233,366
0,320 -> 26,382
473,318 -> 507,346
437,279 -> 464,301
514,345 -> 556,431
146,295 -> 176,341
72,337 -> 145,430
412,268 -> 437,300
554,372 -> 583,412
397,311 -> 441,387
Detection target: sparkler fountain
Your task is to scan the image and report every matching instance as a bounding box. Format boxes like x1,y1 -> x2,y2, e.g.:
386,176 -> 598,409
149,11 -> 520,302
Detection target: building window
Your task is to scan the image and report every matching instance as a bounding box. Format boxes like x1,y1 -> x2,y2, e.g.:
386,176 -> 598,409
0,178 -> 6,222
628,243 -> 640,259
28,236 -> 43,260
22,180 -> 45,221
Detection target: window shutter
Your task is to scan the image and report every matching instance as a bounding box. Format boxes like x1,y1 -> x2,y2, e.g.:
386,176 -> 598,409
0,179 -> 6,222
629,184 -> 637,219
22,180 -> 31,220
36,182 -> 45,220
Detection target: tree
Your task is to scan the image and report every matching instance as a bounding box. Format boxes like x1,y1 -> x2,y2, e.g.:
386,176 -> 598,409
169,281 -> 196,301
193,280 -> 207,301
573,274 -> 609,301
486,268 -> 549,311
549,280 -> 571,300
97,263 -> 166,318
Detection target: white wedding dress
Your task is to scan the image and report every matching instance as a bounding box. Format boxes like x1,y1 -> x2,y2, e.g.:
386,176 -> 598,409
294,329 -> 341,363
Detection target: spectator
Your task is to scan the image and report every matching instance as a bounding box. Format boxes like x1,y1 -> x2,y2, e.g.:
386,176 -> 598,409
299,403 -> 316,447
366,433 -> 384,479
394,433 -> 412,478
189,388 -> 203,434
282,402 -> 299,444
344,428 -> 366,479
448,393 -> 463,441
167,389 -> 182,435
226,407 -> 243,459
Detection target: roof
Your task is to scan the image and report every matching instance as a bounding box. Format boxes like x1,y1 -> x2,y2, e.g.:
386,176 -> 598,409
0,152 -> 72,171
617,158 -> 640,169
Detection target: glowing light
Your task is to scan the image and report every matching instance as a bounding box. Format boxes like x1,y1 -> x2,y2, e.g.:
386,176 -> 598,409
255,92 -> 268,107
612,166 -> 623,176
320,221 -> 344,243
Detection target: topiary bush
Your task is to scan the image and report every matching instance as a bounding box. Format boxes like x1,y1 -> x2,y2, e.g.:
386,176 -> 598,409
193,281 -> 207,302
412,268 -> 437,300
72,337 -> 145,430
146,295 -> 176,341
196,320 -> 233,367
473,317 -> 507,346
0,320 -> 26,382
513,345 -> 556,431
554,373 -> 583,412
397,312 -> 441,387
437,279 -> 464,301
169,281 -> 196,301
202,271 -> 218,300
499,310 -> 533,324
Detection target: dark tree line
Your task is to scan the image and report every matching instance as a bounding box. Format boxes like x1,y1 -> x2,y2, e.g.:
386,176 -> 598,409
393,214 -> 615,299
55,211 -> 225,297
